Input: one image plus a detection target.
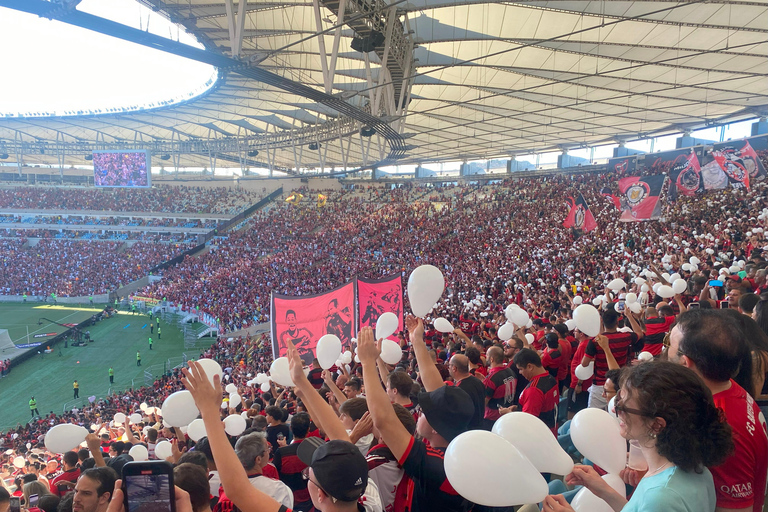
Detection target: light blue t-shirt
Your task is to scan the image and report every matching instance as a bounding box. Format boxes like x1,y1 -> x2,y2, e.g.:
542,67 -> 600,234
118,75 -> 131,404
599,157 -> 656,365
622,466 -> 716,512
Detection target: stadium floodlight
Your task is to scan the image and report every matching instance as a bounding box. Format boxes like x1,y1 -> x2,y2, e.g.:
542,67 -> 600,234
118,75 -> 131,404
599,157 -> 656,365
0,153 -> 8,159
308,142 -> 320,151
160,154 -> 171,161
84,154 -> 93,161
361,126 -> 376,137
247,150 -> 259,157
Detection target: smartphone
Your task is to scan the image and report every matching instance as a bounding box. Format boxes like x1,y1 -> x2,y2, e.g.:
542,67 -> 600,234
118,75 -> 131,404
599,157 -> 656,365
10,497 -> 20,512
688,302 -> 700,309
122,461 -> 176,512
720,301 -> 729,309
616,300 -> 625,312
28,495 -> 38,508
709,280 -> 724,287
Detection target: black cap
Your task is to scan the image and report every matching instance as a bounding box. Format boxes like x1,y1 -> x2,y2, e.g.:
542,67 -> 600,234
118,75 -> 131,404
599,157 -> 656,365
417,385 -> 473,442
297,439 -> 368,502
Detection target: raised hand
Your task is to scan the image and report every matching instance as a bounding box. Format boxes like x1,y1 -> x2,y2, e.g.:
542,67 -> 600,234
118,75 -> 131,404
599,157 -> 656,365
357,326 -> 380,364
182,361 -> 222,417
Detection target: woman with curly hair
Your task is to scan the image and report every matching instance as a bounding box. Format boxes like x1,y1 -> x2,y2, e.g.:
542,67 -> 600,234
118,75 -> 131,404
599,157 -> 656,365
543,361 -> 734,512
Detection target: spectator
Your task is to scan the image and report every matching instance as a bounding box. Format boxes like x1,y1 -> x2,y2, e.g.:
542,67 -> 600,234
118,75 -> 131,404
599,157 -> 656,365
233,433 -> 294,509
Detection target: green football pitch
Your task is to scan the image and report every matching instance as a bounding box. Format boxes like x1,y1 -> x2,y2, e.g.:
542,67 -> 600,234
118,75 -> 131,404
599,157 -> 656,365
0,303 -> 207,429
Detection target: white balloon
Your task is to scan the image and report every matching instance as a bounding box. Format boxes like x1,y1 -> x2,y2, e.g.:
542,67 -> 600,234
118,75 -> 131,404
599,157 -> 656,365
592,297 -> 602,307
571,408 -> 627,474
507,308 -> 529,328
571,474 -> 626,512
526,319 -> 533,328
607,396 -> 618,419
689,256 -> 700,265
445,430 -> 549,507
44,424 -> 89,454
380,339 -> 403,365
573,305 -> 601,337
13,456 -> 25,468
656,285 -> 675,298
260,382 -> 271,392
129,413 -> 142,424
161,390 -> 200,427
629,302 -> 642,314
565,319 -> 576,331
114,413 -> 126,424
434,317 -> 454,333
221,401 -> 229,409
224,415 -> 247,436
225,383 -> 238,395
640,283 -> 650,292
634,277 -> 646,285
376,312 -> 400,340
229,393 -> 242,408
681,263 -> 692,271
652,283 -> 662,294
572,296 -> 583,305
256,373 -> 268,385
154,441 -> 172,460
525,333 -> 535,344
638,351 -> 654,362
574,362 -> 594,381
669,273 -> 681,282
607,279 -> 626,291
341,351 -> 353,365
492,412 -> 574,475
497,322 -> 515,341
128,444 -> 149,462
729,265 -> 740,273
197,359 -> 223,386
140,402 -> 148,411
407,265 -> 445,317
671,279 -> 687,294
625,293 -> 637,304
705,248 -> 715,255
316,334 -> 342,370
269,357 -> 294,387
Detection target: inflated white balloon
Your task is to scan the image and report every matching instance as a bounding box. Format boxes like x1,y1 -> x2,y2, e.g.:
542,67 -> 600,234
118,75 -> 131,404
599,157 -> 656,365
607,396 -> 618,419
129,413 -> 142,424
656,285 -> 675,298
671,279 -> 687,294
640,284 -> 650,292
625,293 -> 637,304
573,305 -> 601,337
341,351 -> 353,365
269,357 -> 294,387
13,456 -> 25,468
492,412 -> 574,475
497,322 -> 516,341
634,277 -> 646,285
729,265 -> 740,273
572,296 -> 583,305
574,362 -> 594,381
155,441 -> 172,460
507,308 -> 529,328
571,408 -> 627,474
256,373 -> 268,385
229,393 -> 242,408
638,351 -> 654,362
607,279 -> 626,291
434,317 -> 454,333
689,256 -> 700,265
525,333 -> 535,344
445,430 -> 549,506
44,424 -> 89,454
380,339 -> 403,365
629,302 -> 642,314
225,383 -> 238,395
592,297 -> 602,307
197,359 -> 223,386
407,265 -> 445,317
571,474 -> 626,512
128,444 -> 149,462
114,413 -> 126,424
224,414 -> 247,436
260,382 -> 271,393
316,334 -> 342,370
376,312 -> 400,340
669,273 -> 681,282
565,319 -> 576,331
140,402 -> 148,411
705,248 -> 715,255
161,390 -> 200,427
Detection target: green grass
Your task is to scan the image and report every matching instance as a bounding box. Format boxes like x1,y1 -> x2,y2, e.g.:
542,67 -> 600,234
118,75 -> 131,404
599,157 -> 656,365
0,303 -> 200,429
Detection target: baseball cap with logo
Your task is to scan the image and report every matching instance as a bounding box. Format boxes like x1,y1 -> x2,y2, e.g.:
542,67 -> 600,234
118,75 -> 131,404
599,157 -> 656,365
297,438 -> 368,502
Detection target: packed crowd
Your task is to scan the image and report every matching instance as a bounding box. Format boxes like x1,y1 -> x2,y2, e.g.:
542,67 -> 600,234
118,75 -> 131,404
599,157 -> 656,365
0,240 -> 193,297
0,215 -> 220,230
0,186 -> 266,215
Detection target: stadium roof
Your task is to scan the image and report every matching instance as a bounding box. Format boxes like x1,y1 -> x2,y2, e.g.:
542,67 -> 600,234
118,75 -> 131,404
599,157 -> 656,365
0,0 -> 767,173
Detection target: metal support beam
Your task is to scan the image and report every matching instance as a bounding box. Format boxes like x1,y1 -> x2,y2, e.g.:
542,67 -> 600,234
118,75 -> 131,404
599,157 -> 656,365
224,0 -> 249,57
312,0 -> 332,94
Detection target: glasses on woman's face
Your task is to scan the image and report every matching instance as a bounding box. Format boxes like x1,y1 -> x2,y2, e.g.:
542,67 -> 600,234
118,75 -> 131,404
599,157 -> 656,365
614,395 -> 654,418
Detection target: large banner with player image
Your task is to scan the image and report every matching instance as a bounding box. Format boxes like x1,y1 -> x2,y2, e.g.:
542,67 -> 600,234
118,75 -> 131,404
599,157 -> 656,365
663,148 -> 705,200
357,274 -> 404,340
271,281 -> 356,364
699,136 -> 767,191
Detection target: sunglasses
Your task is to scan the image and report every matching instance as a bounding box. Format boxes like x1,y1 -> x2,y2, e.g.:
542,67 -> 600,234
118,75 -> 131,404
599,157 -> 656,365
614,396 -> 654,418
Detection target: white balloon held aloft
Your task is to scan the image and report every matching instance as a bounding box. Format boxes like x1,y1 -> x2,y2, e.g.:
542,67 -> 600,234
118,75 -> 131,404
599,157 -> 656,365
128,444 -> 149,462
572,296 -> 583,305
565,319 -> 576,331
492,412 -> 574,475
341,351 -> 353,365
380,339 -> 403,365
573,305 -> 601,337
129,413 -> 142,424
224,414 -> 248,436
497,322 -> 516,341
671,279 -> 687,294
625,293 -> 637,304
690,256 -> 700,265
260,382 -> 271,393
640,283 -> 650,293
434,317 -> 454,333
669,273 -> 681,282
525,333 -> 535,344
229,393 -> 242,408
607,278 -> 626,291
187,419 -> 207,441
196,359 -> 224,387
570,408 -> 627,474
574,362 -> 594,381
269,357 -> 295,387
161,390 -> 200,427
637,351 -> 654,362
376,312 -> 400,340
407,265 -> 445,317
114,413 -> 126,424
154,441 -> 172,461
13,456 -> 25,468
44,424 -> 89,454
571,474 -> 626,512
444,430 -> 549,507
316,334 -> 342,370
507,308 -> 529,328
225,383 -> 238,395
656,285 -> 675,298
629,302 -> 642,314
140,402 -> 148,412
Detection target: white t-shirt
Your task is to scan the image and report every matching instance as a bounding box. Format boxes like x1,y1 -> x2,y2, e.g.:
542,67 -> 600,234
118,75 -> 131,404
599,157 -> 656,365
248,474 -> 294,509
209,470 -> 221,497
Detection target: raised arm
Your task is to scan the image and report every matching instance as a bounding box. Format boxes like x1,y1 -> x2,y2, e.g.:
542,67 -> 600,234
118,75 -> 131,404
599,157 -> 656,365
182,362 -> 282,512
595,335 -> 620,370
358,326 -> 412,461
322,370 -> 348,407
407,315 -> 444,392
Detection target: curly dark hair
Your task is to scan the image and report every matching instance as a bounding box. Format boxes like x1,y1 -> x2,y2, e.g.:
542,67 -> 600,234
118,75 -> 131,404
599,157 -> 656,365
620,361 -> 733,473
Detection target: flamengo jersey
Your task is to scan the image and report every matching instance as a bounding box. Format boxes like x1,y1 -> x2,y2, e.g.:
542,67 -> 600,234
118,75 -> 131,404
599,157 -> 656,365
711,381 -> 768,512
585,331 -> 635,385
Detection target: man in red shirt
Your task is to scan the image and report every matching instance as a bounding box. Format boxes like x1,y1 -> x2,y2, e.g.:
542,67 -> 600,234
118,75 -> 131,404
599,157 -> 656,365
540,333 -> 568,390
582,308 -> 635,409
669,309 -> 768,512
512,348 -> 559,435
50,451 -> 80,497
482,346 -> 518,430
567,328 -> 593,419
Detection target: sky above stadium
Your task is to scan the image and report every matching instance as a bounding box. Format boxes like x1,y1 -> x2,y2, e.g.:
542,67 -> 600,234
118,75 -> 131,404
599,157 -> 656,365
0,0 -> 216,116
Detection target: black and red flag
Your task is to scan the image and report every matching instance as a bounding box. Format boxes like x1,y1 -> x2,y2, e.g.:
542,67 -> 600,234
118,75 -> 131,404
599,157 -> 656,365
668,150 -> 704,200
563,193 -> 597,232
617,175 -> 666,222
600,186 -> 622,211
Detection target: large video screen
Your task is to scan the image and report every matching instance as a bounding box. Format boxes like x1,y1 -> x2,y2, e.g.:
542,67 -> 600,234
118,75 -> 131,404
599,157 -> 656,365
93,150 -> 151,188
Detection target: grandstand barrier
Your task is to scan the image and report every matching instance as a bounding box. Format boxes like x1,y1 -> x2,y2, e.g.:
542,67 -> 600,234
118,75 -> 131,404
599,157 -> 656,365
0,294 -> 109,304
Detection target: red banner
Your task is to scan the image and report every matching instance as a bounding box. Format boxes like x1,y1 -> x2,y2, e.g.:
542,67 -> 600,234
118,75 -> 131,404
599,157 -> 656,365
563,193 -> 597,232
618,175 -> 666,222
271,281 -> 356,364
357,274 -> 404,340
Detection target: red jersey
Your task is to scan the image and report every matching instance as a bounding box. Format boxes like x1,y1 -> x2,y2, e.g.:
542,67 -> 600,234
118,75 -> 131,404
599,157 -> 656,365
541,348 -> 569,383
585,331 -> 635,385
519,372 -> 559,435
570,339 -> 593,390
51,468 -> 80,497
711,381 -> 768,512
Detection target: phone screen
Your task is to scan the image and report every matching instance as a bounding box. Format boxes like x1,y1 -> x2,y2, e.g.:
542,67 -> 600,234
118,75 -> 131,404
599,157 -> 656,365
10,497 -> 20,512
616,300 -> 625,312
709,280 -> 724,287
28,495 -> 39,508
125,474 -> 173,512
688,302 -> 700,309
720,301 -> 729,309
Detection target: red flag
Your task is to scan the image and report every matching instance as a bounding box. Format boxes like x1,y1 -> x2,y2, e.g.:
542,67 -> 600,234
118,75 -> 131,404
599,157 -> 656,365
357,274 -> 403,340
563,193 -> 597,232
618,175 -> 666,222
600,187 -> 622,210
712,148 -> 750,191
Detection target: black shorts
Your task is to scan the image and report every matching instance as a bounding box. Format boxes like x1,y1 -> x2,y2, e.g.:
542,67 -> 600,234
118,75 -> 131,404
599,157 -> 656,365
567,388 -> 589,412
